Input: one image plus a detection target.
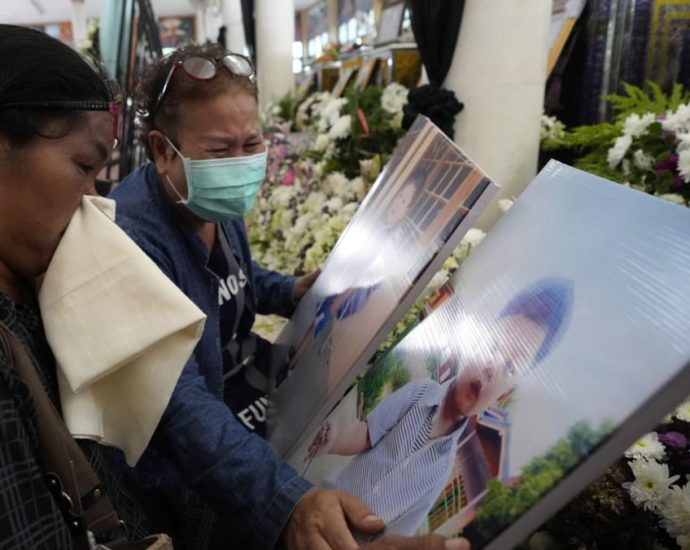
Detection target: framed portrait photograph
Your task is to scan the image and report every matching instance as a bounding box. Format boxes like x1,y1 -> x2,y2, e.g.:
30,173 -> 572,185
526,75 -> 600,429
376,1 -> 406,46
159,15 -> 197,52
295,161 -> 690,549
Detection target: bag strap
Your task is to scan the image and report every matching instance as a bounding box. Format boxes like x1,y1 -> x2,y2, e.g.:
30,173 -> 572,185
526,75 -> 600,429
0,321 -> 122,549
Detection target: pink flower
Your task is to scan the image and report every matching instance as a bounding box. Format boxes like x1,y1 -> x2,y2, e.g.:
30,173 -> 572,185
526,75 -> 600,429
282,168 -> 296,187
656,154 -> 685,189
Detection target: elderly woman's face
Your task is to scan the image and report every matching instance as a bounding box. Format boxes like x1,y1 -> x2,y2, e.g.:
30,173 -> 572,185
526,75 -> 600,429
161,88 -> 265,201
0,111 -> 113,280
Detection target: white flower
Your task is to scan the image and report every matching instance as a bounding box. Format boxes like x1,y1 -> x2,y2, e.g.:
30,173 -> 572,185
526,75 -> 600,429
497,198 -> 514,213
268,185 -> 297,208
659,193 -> 686,206
461,228 -> 486,248
678,149 -> 690,184
314,133 -> 330,152
316,97 -> 348,132
624,459 -> 679,512
390,111 -> 404,131
625,432 -> 666,461
327,114 -> 352,140
622,112 -> 655,138
662,103 -> 690,134
660,482 -> 690,538
540,114 -> 566,141
607,134 -> 632,169
381,82 -> 409,114
677,131 -> 690,152
675,398 -> 690,422
632,149 -> 655,171
322,172 -> 349,196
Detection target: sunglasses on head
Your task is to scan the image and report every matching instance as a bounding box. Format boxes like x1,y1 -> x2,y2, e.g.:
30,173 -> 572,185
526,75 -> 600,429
149,53 -> 255,120
0,99 -> 123,146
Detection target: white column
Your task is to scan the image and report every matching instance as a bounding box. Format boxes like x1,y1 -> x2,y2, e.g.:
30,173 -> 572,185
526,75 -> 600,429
195,7 -> 208,43
222,0 -> 247,54
70,0 -> 88,48
444,0 -> 551,230
255,0 -> 295,109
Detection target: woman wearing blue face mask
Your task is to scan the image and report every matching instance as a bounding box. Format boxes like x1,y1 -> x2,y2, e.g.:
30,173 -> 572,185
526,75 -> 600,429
108,43 -> 465,550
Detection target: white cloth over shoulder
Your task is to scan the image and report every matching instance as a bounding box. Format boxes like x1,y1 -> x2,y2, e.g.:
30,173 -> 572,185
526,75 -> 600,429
38,195 -> 206,466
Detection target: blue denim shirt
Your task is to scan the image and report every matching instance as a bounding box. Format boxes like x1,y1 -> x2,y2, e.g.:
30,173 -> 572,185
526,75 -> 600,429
109,162 -> 311,548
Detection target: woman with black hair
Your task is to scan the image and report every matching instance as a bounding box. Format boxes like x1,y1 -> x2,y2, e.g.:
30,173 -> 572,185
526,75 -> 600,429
0,24 -> 129,548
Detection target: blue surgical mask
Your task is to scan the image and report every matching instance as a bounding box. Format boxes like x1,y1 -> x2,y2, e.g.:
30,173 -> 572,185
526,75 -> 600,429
164,136 -> 267,222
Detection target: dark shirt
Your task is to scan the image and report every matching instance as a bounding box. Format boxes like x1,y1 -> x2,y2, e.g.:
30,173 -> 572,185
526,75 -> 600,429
0,291 -> 73,549
109,162 -> 310,549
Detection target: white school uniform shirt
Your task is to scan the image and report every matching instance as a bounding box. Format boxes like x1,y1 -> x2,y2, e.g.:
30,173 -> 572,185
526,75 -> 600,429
325,378 -> 468,536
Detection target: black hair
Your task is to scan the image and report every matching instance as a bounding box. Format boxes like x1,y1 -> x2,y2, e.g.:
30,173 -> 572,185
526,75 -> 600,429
137,42 -> 258,159
0,24 -> 117,148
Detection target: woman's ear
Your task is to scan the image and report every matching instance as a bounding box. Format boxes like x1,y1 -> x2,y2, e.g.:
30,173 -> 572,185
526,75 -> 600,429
149,130 -> 172,175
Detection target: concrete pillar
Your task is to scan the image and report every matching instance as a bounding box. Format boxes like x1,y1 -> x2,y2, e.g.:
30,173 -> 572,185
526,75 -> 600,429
222,0 -> 247,54
444,0 -> 551,230
255,0 -> 295,109
70,0 -> 88,48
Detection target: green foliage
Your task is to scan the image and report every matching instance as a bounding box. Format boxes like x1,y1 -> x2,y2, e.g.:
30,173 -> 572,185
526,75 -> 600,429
605,82 -> 690,121
541,82 -> 690,200
322,86 -> 405,178
276,93 -> 301,127
358,349 -> 412,417
472,418 -> 616,545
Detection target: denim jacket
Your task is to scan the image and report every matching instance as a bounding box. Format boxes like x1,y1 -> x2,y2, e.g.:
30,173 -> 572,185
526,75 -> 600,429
109,162 -> 311,548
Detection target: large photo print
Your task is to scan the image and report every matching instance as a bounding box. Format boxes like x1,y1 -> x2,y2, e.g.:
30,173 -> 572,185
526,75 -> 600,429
300,161 -> 690,547
268,116 -> 497,457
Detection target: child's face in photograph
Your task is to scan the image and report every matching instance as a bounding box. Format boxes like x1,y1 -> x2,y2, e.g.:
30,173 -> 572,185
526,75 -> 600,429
452,313 -> 548,417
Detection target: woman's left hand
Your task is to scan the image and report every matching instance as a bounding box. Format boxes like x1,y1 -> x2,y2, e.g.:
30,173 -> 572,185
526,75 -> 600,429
293,268 -> 321,303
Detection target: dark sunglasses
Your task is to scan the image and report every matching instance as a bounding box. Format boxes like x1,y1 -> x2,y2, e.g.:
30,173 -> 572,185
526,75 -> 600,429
149,53 -> 255,120
0,100 -> 123,146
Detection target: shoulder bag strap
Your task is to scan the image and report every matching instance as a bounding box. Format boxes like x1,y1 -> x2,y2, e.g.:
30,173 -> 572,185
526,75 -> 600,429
0,321 -> 121,548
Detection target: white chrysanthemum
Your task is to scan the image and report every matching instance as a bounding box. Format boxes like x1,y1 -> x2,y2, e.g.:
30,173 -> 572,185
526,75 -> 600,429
625,432 -> 666,460
662,103 -> 690,134
322,171 -> 349,196
632,149 -> 655,171
316,97 -> 348,132
497,198 -> 514,213
607,134 -> 632,169
540,114 -> 566,141
381,82 -> 409,114
677,131 -> 690,152
313,133 -> 330,152
659,193 -> 687,206
678,149 -> 690,184
660,482 -> 690,538
461,228 -> 487,248
675,399 -> 690,422
390,111 -> 404,131
341,202 -> 359,216
624,459 -> 679,512
327,114 -> 352,140
268,185 -> 297,208
347,177 -> 366,200
622,112 -> 656,138
324,196 -> 344,212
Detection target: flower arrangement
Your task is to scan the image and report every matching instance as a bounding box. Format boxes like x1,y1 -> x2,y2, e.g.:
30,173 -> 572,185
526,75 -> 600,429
542,83 -> 690,203
621,399 -> 690,549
